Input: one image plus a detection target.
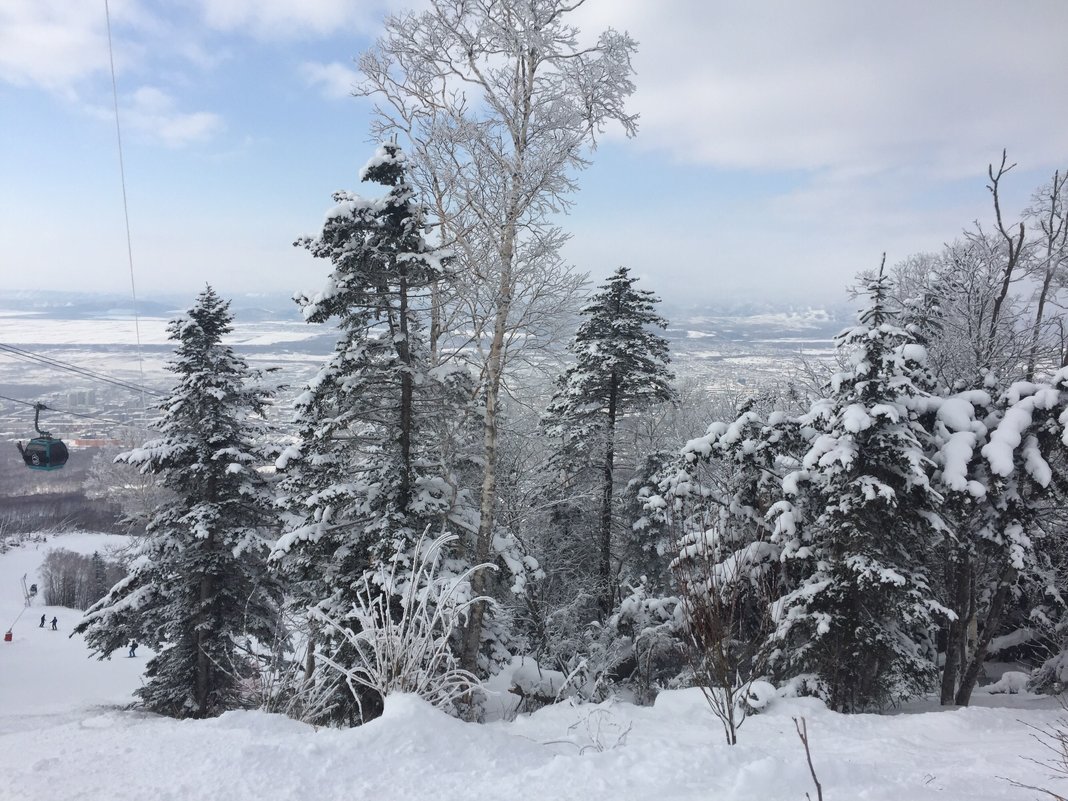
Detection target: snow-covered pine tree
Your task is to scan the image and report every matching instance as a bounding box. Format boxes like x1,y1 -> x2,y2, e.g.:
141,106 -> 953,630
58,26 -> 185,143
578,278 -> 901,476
544,267 -> 675,618
772,265 -> 950,711
75,286 -> 280,719
272,143 -> 476,722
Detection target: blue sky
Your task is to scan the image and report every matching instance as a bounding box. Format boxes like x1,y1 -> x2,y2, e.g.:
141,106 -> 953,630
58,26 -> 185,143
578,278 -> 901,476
1,0 -> 1066,308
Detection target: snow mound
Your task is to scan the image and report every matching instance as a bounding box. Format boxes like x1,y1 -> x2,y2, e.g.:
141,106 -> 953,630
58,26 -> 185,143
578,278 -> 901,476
981,671 -> 1031,695
743,680 -> 777,712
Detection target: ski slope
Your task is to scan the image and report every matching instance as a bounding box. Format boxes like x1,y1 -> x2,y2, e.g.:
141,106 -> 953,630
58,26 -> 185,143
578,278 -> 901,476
0,532 -> 1062,801
0,532 -> 143,725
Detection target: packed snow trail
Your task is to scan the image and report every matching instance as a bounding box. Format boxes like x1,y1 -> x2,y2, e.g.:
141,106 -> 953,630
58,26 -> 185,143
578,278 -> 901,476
0,533 -> 1062,800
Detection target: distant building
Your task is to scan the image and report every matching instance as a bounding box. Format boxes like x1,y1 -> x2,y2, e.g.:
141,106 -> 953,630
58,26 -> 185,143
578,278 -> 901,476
67,389 -> 97,408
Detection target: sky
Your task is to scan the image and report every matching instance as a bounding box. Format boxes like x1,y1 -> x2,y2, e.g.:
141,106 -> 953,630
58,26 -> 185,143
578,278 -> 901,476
1,0 -> 1066,309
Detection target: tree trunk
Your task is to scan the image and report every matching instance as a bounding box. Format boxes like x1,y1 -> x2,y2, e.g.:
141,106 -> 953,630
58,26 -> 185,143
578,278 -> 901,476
955,565 -> 1016,706
939,550 -> 970,705
303,625 -> 316,685
1025,171 -> 1067,379
1026,266 -> 1054,380
599,374 -> 618,619
197,557 -> 213,718
460,228 -> 516,675
985,151 -> 1026,355
396,270 -> 413,512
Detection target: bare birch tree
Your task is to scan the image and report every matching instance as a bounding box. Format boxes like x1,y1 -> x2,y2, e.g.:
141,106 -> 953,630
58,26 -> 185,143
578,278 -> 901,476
1024,169 -> 1068,379
356,0 -> 638,672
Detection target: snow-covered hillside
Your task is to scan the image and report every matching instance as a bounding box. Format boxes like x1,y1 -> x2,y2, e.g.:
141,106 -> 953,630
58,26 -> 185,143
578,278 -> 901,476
0,532 -> 1062,801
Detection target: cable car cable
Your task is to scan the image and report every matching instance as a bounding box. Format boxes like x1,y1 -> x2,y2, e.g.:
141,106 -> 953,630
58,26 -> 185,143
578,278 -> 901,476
0,344 -> 150,395
0,342 -> 162,396
0,393 -> 153,432
0,350 -> 160,401
0,344 -> 163,397
103,0 -> 149,414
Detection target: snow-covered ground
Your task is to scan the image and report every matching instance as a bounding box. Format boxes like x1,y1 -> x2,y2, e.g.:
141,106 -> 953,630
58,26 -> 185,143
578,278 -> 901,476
0,532 -> 1062,800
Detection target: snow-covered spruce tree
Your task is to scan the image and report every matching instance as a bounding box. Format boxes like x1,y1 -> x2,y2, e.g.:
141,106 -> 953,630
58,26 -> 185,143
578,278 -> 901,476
772,265 -> 950,711
75,286 -> 280,719
544,267 -> 675,618
272,143 -> 476,723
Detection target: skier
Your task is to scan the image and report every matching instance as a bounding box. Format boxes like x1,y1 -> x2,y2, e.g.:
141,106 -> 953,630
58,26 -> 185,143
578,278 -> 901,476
128,640 -> 138,658
50,616 -> 57,631
39,614 -> 45,628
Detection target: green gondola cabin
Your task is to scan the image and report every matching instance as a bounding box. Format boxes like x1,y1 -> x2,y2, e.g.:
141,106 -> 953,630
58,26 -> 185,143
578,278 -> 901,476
15,403 -> 69,471
18,437 -> 69,470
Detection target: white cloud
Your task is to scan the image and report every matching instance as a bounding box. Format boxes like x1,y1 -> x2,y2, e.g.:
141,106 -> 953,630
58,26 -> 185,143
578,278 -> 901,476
0,2 -> 223,147
550,0 -> 1068,301
192,0 -> 412,39
300,61 -> 360,100
93,86 -> 224,147
574,0 -> 1068,177
0,2 -> 111,90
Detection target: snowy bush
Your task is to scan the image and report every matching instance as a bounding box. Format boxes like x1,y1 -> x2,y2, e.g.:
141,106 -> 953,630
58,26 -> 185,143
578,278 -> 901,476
482,656 -> 572,720
984,671 -> 1031,695
606,580 -> 686,704
316,532 -> 494,719
779,673 -> 832,703
672,521 -> 773,744
565,705 -> 633,754
741,679 -> 777,714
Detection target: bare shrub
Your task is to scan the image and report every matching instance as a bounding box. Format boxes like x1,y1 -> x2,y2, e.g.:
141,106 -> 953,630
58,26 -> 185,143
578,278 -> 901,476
794,716 -> 825,801
1004,695 -> 1068,800
672,524 -> 772,745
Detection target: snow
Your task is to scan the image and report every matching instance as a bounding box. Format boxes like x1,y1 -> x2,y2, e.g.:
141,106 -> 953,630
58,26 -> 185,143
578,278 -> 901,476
937,396 -> 979,431
939,430 -> 980,494
979,671 -> 1031,695
841,403 -> 872,433
7,687 -> 1060,801
0,533 -> 142,718
988,628 -> 1036,654
1,533 -> 1065,801
984,398 -> 1036,476
898,342 -> 928,365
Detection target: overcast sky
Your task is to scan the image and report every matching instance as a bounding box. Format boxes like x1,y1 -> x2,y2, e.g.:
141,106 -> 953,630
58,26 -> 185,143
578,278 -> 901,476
1,0 -> 1065,309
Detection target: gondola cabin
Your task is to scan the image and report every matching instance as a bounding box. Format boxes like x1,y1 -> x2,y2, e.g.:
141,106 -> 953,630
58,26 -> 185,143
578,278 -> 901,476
16,403 -> 69,471
19,437 -> 69,471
